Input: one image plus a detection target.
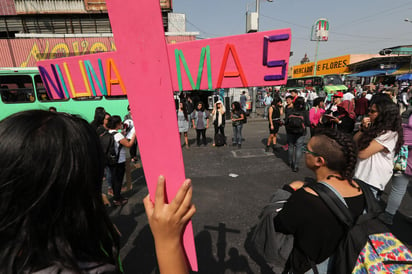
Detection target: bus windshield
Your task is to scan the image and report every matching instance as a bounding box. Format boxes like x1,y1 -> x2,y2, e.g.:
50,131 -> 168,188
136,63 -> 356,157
323,74 -> 343,86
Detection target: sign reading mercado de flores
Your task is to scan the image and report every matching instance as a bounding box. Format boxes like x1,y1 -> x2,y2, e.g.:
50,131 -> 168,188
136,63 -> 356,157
36,0 -> 292,270
292,55 -> 351,78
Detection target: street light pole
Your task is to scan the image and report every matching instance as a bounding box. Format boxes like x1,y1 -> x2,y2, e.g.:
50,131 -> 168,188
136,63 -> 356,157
250,0 -> 260,116
251,0 -> 273,115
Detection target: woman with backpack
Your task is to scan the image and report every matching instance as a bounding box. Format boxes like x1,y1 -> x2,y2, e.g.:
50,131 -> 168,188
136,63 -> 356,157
107,115 -> 136,206
231,101 -> 245,148
273,129 -> 365,273
265,96 -> 283,152
354,94 -> 404,198
285,97 -> 310,172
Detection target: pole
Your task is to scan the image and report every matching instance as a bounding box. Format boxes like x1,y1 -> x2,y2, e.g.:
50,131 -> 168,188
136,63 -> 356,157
249,0 -> 259,117
313,38 -> 319,76
256,0 -> 259,30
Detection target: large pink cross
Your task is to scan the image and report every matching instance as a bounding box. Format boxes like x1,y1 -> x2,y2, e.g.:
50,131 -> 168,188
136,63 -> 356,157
37,0 -> 291,270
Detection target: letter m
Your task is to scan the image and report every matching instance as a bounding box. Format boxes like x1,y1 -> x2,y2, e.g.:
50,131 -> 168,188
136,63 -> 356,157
174,46 -> 212,91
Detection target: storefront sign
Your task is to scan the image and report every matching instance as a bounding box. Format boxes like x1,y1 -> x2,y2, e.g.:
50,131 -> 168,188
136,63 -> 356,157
292,55 -> 350,77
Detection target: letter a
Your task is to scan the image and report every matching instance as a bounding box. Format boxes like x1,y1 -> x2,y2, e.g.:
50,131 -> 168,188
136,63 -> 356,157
216,44 -> 248,88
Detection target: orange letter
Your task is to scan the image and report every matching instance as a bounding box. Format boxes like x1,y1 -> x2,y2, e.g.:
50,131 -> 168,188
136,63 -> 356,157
216,44 -> 248,88
106,58 -> 127,96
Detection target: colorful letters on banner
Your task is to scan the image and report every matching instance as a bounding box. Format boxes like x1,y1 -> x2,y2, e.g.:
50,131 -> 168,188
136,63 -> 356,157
38,30 -> 291,99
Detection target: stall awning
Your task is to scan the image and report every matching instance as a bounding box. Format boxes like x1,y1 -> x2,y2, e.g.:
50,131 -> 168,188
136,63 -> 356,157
397,73 -> 412,81
347,69 -> 397,77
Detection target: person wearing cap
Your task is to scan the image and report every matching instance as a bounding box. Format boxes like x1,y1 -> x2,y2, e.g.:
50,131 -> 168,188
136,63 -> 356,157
326,92 -> 343,114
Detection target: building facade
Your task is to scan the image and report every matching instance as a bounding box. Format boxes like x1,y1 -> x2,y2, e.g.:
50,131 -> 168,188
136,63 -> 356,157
0,0 -> 198,67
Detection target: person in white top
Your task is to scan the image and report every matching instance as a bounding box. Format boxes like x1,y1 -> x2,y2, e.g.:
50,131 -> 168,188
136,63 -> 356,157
342,89 -> 355,102
354,94 -> 404,197
107,115 -> 136,206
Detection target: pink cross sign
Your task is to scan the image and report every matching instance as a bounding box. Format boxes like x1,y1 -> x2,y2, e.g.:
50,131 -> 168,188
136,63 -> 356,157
36,0 -> 291,271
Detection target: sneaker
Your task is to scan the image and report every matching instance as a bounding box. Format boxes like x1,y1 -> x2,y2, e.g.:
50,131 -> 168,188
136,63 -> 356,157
282,144 -> 289,151
265,145 -> 270,152
113,198 -> 128,206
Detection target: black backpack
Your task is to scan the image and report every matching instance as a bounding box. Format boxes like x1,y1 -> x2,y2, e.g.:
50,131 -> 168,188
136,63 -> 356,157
285,112 -> 305,135
214,133 -> 226,147
242,110 -> 247,124
309,180 -> 412,273
100,130 -> 121,166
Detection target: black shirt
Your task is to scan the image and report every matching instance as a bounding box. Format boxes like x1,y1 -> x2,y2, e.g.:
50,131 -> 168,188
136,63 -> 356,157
273,187 -> 365,273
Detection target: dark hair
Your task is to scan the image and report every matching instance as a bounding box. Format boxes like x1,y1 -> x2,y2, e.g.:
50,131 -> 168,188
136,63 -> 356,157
180,101 -> 188,121
313,97 -> 324,107
312,129 -> 359,186
271,96 -> 282,107
48,106 -> 57,112
0,110 -> 120,273
232,101 -> 241,112
358,96 -> 404,154
196,101 -> 205,112
293,97 -> 306,111
286,95 -> 294,100
290,89 -> 298,94
90,107 -> 106,129
107,115 -> 122,130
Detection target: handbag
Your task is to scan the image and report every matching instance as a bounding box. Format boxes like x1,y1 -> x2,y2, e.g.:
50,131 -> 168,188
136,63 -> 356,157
393,145 -> 408,172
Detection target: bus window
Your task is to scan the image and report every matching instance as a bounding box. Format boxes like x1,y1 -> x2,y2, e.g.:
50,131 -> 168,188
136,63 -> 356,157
35,75 -> 69,102
313,77 -> 322,86
0,75 -> 35,103
323,75 -> 343,86
304,78 -> 313,86
105,95 -> 128,100
72,96 -> 103,101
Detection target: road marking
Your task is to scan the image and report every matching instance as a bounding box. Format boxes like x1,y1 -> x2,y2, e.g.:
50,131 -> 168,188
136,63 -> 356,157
231,148 -> 274,158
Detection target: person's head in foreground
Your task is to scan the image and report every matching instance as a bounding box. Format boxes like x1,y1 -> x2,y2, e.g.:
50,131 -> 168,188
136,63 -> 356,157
307,129 -> 358,187
0,110 -> 120,273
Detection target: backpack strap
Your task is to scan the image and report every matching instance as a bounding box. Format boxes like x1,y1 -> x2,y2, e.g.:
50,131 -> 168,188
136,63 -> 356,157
353,178 -> 382,216
307,182 -> 355,228
110,131 -> 123,159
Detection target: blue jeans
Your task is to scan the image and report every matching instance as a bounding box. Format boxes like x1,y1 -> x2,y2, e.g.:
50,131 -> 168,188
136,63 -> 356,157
264,105 -> 270,118
304,257 -> 331,274
386,173 -> 410,215
233,124 -> 243,144
287,133 -> 305,168
105,166 -> 112,188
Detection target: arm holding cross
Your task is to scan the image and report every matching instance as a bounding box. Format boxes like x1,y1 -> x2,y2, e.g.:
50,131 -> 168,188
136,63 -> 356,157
143,176 -> 196,274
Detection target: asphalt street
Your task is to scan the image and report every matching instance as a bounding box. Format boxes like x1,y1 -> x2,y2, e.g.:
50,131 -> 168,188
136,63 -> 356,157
107,110 -> 412,274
